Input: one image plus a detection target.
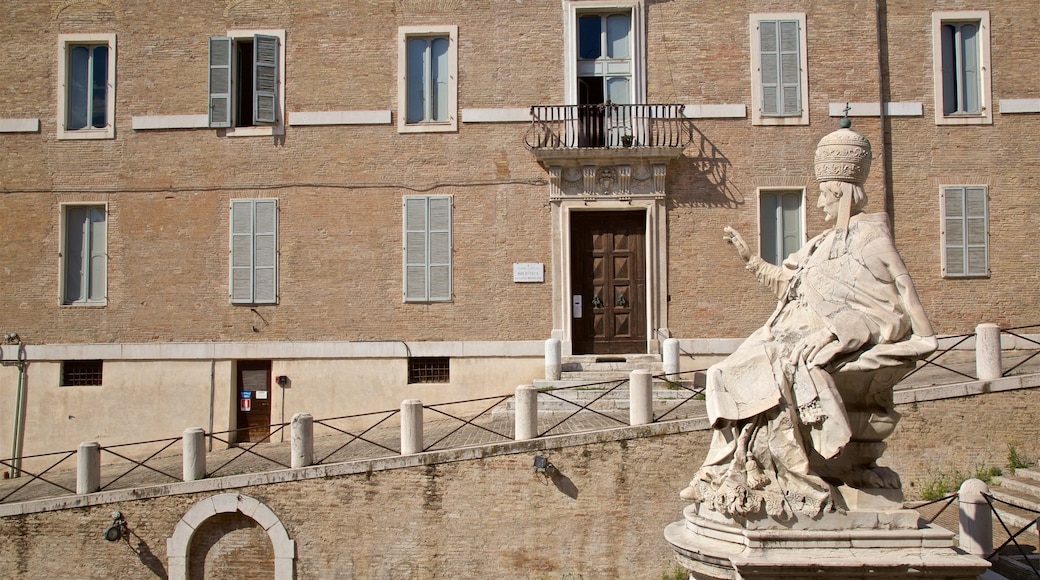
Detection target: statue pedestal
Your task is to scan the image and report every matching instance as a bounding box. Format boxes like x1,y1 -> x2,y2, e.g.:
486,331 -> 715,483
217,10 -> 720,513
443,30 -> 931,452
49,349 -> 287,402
665,488 -> 990,579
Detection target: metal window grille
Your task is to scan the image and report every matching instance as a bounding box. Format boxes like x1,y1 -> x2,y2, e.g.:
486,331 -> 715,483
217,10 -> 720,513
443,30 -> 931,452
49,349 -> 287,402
407,357 -> 450,384
62,360 -> 103,386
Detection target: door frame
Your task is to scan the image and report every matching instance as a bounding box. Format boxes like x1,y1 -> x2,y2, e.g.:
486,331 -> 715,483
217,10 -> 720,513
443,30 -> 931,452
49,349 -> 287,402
551,198 -> 669,356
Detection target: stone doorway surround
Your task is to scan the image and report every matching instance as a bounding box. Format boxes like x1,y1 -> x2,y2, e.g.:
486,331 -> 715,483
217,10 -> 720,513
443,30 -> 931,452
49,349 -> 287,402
544,156 -> 672,356
167,493 -> 295,580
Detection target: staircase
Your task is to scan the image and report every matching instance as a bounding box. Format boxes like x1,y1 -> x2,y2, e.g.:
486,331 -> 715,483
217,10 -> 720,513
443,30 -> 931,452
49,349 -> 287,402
989,467 -> 1040,578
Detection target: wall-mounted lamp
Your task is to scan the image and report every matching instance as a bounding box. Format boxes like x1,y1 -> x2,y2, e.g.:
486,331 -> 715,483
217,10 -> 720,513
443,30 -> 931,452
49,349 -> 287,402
103,511 -> 127,542
276,375 -> 289,387
533,455 -> 556,475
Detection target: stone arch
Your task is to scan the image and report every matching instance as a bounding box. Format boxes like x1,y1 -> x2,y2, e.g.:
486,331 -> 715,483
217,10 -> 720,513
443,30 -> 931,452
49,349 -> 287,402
167,493 -> 295,580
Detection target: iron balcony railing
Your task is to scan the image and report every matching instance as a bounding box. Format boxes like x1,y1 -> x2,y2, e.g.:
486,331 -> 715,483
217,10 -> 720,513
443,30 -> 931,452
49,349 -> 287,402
525,103 -> 691,150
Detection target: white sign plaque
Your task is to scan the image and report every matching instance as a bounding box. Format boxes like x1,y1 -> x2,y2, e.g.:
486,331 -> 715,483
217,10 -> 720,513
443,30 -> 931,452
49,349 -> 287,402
513,263 -> 544,283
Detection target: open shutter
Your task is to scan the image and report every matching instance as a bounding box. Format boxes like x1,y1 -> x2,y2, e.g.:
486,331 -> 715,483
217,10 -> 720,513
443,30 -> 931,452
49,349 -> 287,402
778,20 -> 801,116
231,200 -> 255,302
759,21 -> 779,116
253,34 -> 278,124
88,207 -> 107,301
404,198 -> 428,300
428,197 -> 452,301
253,200 -> 278,303
209,37 -> 232,128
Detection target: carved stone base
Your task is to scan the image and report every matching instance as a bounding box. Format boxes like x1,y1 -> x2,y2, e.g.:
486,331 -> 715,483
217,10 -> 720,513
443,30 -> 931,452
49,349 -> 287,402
665,496 -> 990,579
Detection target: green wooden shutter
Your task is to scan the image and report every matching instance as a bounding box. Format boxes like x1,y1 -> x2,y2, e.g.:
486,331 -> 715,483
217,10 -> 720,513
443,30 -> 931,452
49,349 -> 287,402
943,187 -> 988,277
209,37 -> 232,128
404,198 -> 429,300
778,20 -> 801,116
231,200 -> 254,302
253,200 -> 278,303
428,197 -> 452,301
759,21 -> 780,116
253,34 -> 278,125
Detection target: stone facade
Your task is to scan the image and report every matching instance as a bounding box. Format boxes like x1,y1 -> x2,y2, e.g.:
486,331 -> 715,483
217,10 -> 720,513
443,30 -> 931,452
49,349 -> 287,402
1,0 -> 1038,452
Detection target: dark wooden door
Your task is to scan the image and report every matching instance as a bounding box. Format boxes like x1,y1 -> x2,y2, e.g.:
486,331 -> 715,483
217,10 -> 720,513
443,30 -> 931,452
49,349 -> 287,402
571,211 -> 646,354
235,360 -> 272,443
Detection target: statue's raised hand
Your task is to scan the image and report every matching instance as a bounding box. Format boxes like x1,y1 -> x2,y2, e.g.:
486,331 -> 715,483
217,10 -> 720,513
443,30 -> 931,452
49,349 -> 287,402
723,226 -> 753,263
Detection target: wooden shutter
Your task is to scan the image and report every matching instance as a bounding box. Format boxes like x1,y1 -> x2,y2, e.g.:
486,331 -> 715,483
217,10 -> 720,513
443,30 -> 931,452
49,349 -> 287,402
943,187 -> 988,277
231,200 -> 254,302
209,37 -> 232,128
759,20 -> 801,116
404,197 -> 429,300
253,34 -> 278,124
427,197 -> 452,301
253,200 -> 278,303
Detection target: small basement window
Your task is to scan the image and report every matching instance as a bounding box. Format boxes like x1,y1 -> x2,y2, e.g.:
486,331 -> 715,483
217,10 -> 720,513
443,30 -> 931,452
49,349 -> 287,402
408,357 -> 450,384
62,360 -> 103,386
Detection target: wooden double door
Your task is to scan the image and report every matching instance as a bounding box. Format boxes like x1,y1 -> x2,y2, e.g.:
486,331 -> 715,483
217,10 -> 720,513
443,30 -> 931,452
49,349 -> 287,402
571,211 -> 647,354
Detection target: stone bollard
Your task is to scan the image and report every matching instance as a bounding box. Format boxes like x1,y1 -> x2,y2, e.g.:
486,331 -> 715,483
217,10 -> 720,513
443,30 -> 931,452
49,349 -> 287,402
400,399 -> 424,455
182,428 -> 206,481
515,385 -> 539,441
663,338 -> 680,383
630,369 -> 653,426
291,413 -> 313,469
958,478 -> 993,557
77,441 -> 100,495
975,323 -> 1002,381
545,338 -> 562,381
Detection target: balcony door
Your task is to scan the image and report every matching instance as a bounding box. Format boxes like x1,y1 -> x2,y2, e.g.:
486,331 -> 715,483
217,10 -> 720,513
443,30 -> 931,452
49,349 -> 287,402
571,211 -> 647,354
577,11 -> 632,147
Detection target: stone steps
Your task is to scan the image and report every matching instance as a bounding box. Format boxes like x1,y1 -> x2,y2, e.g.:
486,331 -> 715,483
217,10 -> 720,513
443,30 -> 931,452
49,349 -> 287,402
990,467 -> 1040,534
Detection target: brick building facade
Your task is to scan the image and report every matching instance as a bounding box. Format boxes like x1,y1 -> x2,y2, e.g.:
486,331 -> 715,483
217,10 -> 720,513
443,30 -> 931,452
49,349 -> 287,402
1,0 -> 1037,455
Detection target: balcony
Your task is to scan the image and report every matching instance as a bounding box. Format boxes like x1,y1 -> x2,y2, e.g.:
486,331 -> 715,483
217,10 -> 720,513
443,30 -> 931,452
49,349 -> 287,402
525,103 -> 691,167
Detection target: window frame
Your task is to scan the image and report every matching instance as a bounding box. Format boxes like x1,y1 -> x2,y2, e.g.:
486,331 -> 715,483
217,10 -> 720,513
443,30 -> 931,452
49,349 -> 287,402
397,25 -> 458,133
229,198 -> 280,305
749,13 -> 808,126
210,29 -> 286,137
932,11 -> 991,125
757,188 -> 805,266
403,195 -> 453,303
563,0 -> 646,107
59,203 -> 108,307
61,360 -> 104,387
57,33 -> 116,140
940,185 -> 989,279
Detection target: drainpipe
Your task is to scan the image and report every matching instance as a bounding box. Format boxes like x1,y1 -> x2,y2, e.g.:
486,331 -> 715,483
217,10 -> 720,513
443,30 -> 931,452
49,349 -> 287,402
876,0 -> 893,228
208,359 -> 215,452
2,334 -> 28,478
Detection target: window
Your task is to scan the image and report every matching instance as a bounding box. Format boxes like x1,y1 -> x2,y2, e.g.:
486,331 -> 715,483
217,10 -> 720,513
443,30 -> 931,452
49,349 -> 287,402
564,1 -> 645,107
398,26 -> 458,133
750,14 -> 808,125
58,34 -> 116,139
404,196 -> 452,302
62,360 -> 103,386
941,186 -> 989,278
932,12 -> 991,125
209,30 -> 285,136
408,357 -> 450,384
759,189 -> 803,265
230,199 -> 278,304
61,205 -> 107,305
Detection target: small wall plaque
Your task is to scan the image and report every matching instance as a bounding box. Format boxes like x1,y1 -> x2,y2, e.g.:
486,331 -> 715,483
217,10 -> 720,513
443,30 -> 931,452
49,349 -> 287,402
513,263 -> 544,283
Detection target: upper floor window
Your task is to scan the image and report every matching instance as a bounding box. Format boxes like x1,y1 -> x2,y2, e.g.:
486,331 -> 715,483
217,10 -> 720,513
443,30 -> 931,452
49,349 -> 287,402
564,1 -> 645,107
404,196 -> 453,302
398,26 -> 458,133
209,30 -> 285,136
61,204 -> 107,305
759,189 -> 804,266
932,12 -> 991,125
230,199 -> 279,304
750,14 -> 808,126
941,186 -> 989,278
58,34 -> 116,140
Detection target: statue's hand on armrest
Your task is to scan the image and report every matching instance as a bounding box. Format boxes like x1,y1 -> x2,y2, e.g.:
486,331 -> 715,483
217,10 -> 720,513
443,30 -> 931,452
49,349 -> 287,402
791,329 -> 839,367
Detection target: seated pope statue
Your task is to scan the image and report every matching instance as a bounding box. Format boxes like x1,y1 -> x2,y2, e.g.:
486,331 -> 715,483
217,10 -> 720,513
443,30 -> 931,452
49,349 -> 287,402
680,120 -> 937,520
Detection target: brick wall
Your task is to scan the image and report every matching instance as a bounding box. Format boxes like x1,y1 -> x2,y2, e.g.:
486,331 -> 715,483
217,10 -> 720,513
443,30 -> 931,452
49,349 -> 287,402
0,387 -> 1036,578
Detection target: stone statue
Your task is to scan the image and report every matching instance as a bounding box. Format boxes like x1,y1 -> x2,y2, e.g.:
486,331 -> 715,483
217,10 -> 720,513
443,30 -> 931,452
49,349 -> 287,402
679,120 -> 938,520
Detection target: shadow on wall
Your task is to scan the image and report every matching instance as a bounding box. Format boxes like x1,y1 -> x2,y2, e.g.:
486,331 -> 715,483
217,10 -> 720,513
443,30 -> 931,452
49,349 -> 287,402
124,527 -> 167,579
669,126 -> 746,210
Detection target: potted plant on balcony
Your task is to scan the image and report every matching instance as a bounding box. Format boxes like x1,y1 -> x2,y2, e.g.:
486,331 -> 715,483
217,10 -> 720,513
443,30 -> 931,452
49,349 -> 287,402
620,133 -> 634,148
